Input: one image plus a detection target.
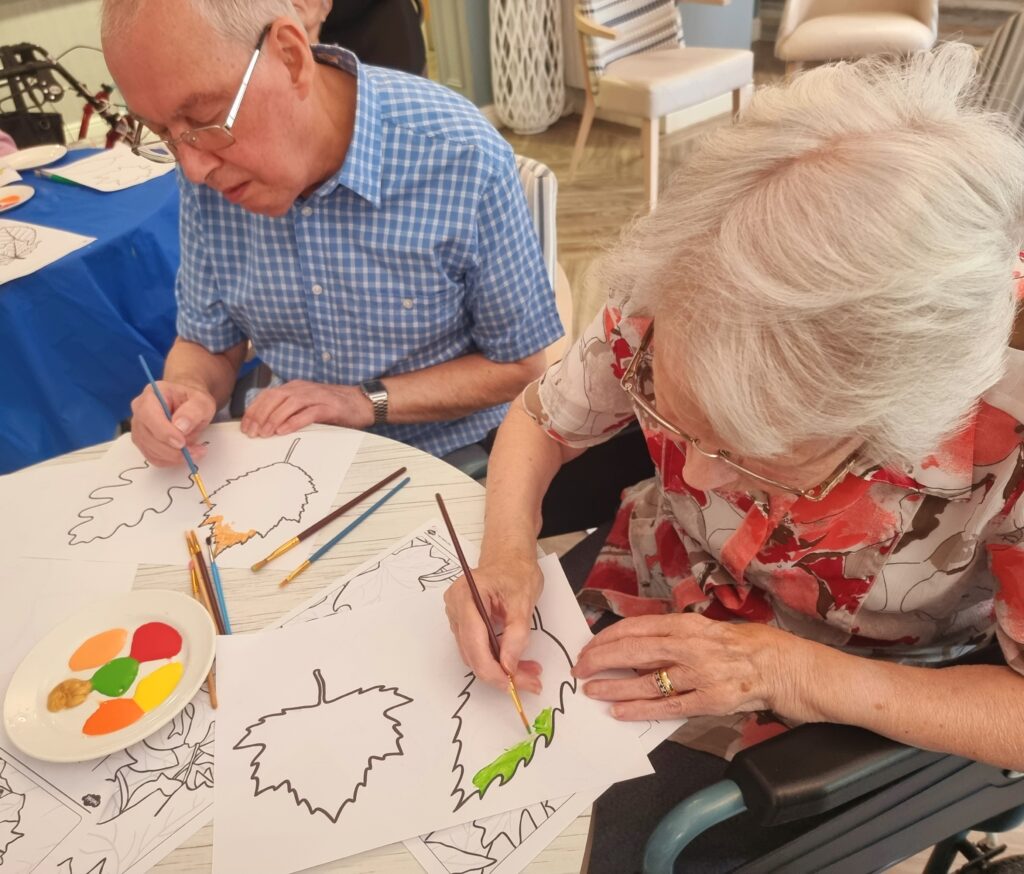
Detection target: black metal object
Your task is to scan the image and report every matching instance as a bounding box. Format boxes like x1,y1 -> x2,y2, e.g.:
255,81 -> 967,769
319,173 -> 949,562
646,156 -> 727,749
0,43 -> 129,147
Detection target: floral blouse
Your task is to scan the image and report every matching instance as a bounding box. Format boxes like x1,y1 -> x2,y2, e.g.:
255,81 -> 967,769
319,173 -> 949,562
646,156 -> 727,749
524,261 -> 1024,758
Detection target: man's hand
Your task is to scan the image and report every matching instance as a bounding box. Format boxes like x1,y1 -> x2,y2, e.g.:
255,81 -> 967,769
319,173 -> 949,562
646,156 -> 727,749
444,555 -> 545,694
130,381 -> 217,467
241,380 -> 374,436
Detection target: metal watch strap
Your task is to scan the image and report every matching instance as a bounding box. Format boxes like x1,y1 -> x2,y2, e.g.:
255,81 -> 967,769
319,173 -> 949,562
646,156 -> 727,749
359,379 -> 388,426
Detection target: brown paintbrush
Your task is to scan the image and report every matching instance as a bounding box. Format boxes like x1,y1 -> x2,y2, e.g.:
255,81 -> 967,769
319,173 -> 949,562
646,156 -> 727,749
187,559 -> 218,708
251,466 -> 408,571
434,493 -> 531,734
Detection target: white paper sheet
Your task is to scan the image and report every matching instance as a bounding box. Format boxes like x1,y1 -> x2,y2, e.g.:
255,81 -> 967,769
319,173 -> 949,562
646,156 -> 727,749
17,424 -> 363,568
214,554 -> 654,874
39,145 -> 175,192
0,218 -> 93,285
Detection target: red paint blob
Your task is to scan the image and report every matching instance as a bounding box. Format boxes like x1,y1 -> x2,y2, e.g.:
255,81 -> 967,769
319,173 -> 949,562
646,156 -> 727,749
129,622 -> 182,663
82,698 -> 144,736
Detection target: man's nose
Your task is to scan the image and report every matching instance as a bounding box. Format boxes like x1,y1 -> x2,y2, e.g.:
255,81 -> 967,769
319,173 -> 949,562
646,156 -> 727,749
176,144 -> 221,185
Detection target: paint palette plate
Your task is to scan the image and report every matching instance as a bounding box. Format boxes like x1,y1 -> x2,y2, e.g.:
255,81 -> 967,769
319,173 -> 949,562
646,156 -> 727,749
3,590 -> 216,763
4,144 -> 67,171
0,184 -> 34,213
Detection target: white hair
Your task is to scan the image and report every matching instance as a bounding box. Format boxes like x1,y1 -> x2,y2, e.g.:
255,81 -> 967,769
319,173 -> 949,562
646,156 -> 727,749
600,43 -> 1024,469
102,0 -> 301,49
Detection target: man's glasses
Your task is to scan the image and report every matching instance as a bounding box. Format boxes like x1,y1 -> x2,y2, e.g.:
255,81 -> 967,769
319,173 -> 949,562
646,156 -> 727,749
620,323 -> 859,502
130,25 -> 271,164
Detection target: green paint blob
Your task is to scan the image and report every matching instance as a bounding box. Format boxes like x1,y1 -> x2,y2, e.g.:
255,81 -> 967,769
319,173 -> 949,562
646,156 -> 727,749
471,707 -> 554,796
91,657 -> 140,697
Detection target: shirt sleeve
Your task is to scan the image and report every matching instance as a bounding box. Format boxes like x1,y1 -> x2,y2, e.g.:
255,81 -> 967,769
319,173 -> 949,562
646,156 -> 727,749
986,455 -> 1024,675
174,176 -> 246,353
464,148 -> 563,362
522,296 -> 646,449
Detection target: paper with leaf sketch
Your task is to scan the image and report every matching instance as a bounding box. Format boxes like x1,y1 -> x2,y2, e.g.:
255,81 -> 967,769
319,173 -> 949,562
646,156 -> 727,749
213,553 -> 654,874
15,423 -> 362,568
0,218 -> 93,285
38,144 -> 175,192
275,521 -> 682,874
0,558 -> 213,874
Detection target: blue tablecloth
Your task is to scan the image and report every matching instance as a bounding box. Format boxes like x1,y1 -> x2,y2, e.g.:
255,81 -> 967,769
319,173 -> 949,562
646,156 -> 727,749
0,150 -> 180,473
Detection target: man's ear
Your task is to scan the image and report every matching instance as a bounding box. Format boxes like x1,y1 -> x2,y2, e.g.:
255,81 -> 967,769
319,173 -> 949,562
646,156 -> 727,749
269,17 -> 315,96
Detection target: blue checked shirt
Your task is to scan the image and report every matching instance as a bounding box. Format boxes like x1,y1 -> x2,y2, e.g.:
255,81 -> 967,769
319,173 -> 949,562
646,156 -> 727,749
176,46 -> 562,457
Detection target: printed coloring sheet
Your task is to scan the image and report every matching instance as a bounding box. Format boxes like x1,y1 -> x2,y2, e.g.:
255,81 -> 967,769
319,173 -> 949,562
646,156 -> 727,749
0,219 -> 94,286
40,146 -> 175,192
215,547 -> 655,874
0,558 -> 217,874
15,424 -> 363,568
279,522 -> 680,874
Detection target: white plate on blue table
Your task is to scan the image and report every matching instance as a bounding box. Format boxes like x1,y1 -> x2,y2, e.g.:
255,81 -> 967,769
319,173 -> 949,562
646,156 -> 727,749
5,144 -> 67,171
0,185 -> 34,213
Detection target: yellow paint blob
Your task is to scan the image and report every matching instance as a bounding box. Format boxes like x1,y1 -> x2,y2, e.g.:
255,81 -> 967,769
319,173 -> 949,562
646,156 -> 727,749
133,662 -> 184,712
68,628 -> 128,671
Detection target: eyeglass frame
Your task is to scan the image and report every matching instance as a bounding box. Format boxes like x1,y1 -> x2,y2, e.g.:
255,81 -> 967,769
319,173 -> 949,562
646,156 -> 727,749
619,323 -> 860,502
129,24 -> 272,164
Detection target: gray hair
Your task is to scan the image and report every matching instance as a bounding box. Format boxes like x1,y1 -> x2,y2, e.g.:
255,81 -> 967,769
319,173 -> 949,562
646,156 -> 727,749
102,0 -> 301,49
600,43 -> 1024,469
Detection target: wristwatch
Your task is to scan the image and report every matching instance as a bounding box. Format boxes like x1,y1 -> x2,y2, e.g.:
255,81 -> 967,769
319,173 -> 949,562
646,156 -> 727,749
359,378 -> 389,426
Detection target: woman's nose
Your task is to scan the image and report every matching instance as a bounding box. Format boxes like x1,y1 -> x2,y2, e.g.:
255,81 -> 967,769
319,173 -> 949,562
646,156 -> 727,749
681,446 -> 740,491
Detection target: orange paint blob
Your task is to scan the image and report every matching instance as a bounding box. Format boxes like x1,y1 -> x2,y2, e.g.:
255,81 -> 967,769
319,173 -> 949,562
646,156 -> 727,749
68,628 -> 128,671
82,698 -> 144,736
133,662 -> 183,712
0,196 -> 19,207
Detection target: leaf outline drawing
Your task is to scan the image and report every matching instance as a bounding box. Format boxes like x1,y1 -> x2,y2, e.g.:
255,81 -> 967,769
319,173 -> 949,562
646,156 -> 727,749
234,669 -> 413,824
0,759 -> 26,862
449,610 -> 576,812
0,225 -> 39,266
67,460 -> 195,545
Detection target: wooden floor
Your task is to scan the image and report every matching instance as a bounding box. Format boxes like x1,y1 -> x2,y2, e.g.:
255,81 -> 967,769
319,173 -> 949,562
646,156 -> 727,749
508,18 -> 1024,871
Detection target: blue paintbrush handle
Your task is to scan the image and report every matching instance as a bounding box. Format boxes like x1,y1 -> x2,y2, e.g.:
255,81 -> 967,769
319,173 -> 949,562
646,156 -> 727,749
309,477 -> 411,564
208,558 -> 232,635
138,354 -> 199,475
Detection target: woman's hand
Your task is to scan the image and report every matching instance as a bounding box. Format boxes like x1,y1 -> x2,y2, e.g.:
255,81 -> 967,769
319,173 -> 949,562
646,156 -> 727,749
444,554 -> 545,695
573,613 -> 813,721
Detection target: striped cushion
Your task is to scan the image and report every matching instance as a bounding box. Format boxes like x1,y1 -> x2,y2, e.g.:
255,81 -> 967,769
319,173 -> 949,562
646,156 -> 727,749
578,0 -> 683,96
515,154 -> 558,287
979,10 -> 1024,133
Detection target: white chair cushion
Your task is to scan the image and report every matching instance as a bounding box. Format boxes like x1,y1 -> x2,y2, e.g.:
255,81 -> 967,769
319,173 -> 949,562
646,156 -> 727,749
596,47 -> 754,119
776,12 -> 936,62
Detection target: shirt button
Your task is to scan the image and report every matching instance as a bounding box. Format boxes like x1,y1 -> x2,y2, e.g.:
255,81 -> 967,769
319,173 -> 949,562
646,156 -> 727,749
321,351 -> 331,362
402,298 -> 414,309
301,206 -> 313,217
312,284 -> 323,295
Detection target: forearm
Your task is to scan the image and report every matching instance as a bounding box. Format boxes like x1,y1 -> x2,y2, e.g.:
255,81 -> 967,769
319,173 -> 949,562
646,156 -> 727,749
479,400 -> 584,564
380,352 -> 547,424
164,337 -> 247,408
778,635 -> 1024,770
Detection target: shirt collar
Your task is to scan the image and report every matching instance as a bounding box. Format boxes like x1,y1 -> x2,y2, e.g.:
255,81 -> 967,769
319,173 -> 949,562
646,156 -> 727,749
307,44 -> 382,206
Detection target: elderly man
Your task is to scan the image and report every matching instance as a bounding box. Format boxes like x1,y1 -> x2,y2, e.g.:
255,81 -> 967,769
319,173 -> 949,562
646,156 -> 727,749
101,0 -> 560,466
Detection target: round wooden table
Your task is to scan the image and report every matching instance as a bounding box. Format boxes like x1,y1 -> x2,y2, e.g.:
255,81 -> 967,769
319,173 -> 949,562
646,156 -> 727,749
22,424 -> 591,873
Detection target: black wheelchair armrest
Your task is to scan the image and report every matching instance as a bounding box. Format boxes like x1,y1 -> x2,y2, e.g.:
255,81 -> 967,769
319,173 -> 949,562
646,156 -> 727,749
725,723 -> 947,826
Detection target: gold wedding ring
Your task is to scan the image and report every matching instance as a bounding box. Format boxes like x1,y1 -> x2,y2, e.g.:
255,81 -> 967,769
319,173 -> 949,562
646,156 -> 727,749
654,669 -> 676,698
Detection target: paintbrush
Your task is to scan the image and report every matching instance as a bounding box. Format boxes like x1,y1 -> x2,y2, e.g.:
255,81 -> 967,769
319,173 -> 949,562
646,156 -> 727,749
188,560 -> 218,708
138,355 -> 213,509
205,535 -> 232,635
186,531 -> 226,635
434,493 -> 531,734
251,466 -> 408,571
279,476 -> 411,588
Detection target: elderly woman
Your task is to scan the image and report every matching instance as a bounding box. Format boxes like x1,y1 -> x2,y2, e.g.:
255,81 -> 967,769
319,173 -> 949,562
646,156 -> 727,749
446,43 -> 1024,862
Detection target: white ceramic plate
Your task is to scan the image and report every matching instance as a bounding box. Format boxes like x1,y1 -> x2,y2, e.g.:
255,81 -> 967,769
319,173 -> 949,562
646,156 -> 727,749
4,144 -> 67,171
0,184 -> 34,213
3,590 -> 216,763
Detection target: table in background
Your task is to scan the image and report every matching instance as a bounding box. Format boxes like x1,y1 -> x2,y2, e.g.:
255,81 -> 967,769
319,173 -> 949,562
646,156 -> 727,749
0,149 -> 180,474
35,427 -> 590,873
